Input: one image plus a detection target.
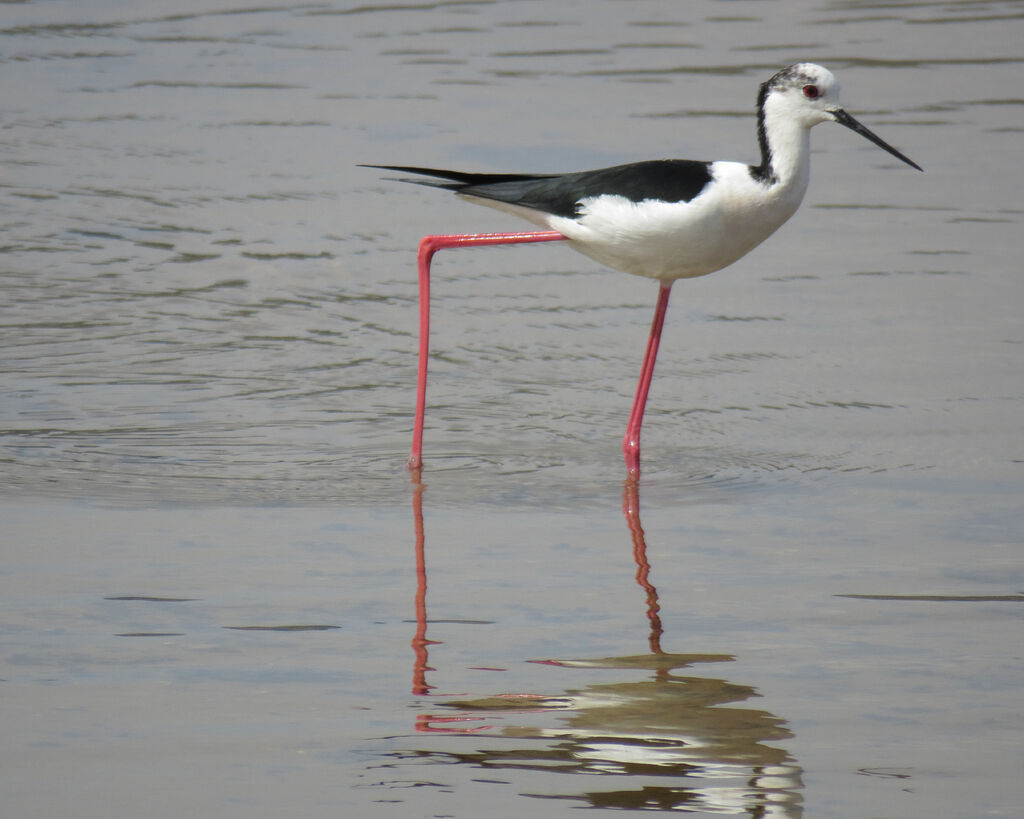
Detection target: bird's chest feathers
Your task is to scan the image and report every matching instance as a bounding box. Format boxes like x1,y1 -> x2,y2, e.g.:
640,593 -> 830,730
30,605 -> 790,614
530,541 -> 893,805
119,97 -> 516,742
554,165 -> 807,279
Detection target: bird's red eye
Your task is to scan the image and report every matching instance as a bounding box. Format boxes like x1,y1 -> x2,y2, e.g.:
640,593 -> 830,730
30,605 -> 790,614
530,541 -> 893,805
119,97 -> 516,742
802,85 -> 820,99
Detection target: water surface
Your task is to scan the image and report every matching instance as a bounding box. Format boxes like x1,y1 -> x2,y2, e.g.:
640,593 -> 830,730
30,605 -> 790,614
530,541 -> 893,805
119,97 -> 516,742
2,1 -> 1022,817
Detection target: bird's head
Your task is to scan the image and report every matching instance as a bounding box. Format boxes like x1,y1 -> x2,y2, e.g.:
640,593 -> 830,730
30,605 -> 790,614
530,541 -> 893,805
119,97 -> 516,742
761,63 -> 922,171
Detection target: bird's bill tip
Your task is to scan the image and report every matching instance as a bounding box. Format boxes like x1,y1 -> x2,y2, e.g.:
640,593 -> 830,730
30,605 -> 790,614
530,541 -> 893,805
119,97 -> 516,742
831,109 -> 923,172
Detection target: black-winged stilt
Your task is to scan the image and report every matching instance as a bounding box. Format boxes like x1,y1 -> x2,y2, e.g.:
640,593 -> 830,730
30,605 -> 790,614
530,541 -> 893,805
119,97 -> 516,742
366,63 -> 921,477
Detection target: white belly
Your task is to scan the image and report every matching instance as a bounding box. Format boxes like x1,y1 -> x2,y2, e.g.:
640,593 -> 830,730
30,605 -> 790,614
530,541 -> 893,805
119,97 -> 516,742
471,160 -> 809,282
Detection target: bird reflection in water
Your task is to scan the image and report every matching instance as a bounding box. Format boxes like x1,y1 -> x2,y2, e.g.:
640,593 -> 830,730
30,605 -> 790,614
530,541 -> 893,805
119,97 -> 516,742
402,471 -> 804,815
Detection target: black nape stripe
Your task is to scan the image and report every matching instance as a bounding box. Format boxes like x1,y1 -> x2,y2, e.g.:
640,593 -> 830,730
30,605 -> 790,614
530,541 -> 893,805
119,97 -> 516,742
749,78 -> 775,184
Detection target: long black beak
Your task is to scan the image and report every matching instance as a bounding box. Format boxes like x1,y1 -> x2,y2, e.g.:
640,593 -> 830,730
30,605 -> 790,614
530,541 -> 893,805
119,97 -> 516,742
832,109 -> 922,171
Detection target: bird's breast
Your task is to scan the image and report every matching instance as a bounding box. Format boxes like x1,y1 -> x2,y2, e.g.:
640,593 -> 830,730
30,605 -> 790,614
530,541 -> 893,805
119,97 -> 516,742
548,163 -> 805,281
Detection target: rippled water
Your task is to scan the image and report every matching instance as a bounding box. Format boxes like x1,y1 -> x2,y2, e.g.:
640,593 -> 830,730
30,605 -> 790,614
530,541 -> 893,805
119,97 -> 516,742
2,1 -> 1023,817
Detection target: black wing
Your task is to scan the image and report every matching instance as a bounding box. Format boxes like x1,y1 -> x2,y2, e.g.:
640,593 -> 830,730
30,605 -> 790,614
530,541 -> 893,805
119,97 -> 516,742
362,160 -> 713,219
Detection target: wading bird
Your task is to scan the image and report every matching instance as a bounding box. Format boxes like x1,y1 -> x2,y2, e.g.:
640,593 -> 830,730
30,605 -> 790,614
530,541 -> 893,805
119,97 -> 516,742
366,63 -> 921,477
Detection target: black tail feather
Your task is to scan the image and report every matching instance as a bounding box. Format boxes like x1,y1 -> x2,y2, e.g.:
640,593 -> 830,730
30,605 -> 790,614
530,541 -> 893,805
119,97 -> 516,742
359,164 -> 554,191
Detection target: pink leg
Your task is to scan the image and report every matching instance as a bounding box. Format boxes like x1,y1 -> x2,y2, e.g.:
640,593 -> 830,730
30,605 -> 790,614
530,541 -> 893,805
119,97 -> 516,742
409,231 -> 566,470
622,281 -> 673,478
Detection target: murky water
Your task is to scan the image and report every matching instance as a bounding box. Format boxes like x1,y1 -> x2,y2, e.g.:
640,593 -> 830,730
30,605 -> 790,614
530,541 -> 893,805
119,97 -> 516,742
2,1 -> 1022,816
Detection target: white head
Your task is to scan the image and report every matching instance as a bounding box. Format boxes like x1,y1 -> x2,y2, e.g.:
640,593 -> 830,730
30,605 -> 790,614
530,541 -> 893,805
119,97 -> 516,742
759,63 -> 921,171
762,63 -> 843,127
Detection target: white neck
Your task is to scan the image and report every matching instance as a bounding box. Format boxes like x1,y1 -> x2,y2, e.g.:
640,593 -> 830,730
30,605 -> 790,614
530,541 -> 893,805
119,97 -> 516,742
752,94 -> 814,202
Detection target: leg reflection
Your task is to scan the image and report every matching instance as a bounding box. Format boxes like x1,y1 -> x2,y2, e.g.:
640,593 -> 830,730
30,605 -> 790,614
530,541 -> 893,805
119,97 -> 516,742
398,474 -> 804,815
623,479 -> 664,655
410,472 -> 439,696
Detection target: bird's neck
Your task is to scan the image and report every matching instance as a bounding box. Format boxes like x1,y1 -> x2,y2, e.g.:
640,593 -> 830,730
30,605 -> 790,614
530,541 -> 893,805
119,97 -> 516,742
750,101 -> 812,197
